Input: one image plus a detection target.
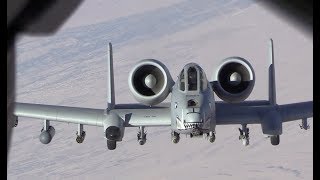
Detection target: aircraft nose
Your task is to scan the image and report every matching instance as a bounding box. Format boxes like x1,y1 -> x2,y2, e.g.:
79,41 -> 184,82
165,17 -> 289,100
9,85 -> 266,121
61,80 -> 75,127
185,113 -> 202,123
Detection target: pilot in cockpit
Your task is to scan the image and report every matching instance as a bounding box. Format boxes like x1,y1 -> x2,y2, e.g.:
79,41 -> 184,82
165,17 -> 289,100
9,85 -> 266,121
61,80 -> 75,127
188,67 -> 197,91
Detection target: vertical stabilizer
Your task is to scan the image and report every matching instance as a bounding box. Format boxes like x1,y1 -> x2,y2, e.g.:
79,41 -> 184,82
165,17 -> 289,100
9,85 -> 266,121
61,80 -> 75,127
268,39 -> 277,105
107,42 -> 115,110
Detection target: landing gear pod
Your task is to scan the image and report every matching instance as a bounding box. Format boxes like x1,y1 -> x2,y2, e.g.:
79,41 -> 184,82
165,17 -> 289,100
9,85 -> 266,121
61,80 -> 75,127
103,112 -> 124,150
107,140 -> 116,150
270,135 -> 280,145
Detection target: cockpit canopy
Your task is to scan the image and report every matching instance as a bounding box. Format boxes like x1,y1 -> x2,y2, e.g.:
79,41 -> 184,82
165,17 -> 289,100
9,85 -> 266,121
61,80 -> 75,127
178,63 -> 208,92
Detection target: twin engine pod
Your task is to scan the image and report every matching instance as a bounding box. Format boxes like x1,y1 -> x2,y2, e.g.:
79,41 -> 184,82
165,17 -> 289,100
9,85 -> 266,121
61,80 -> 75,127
212,57 -> 255,103
128,59 -> 173,105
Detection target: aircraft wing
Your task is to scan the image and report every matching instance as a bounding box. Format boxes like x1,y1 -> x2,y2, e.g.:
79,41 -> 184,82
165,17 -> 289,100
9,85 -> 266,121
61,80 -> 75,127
278,101 -> 313,122
112,103 -> 171,127
216,101 -> 313,125
14,102 -> 171,127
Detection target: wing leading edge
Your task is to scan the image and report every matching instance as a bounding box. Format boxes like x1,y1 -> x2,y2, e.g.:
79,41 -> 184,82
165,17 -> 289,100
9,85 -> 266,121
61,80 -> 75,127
14,103 -> 105,126
14,102 -> 171,127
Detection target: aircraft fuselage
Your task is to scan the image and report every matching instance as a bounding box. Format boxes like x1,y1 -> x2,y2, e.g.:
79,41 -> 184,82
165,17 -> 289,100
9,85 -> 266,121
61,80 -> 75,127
170,63 -> 216,137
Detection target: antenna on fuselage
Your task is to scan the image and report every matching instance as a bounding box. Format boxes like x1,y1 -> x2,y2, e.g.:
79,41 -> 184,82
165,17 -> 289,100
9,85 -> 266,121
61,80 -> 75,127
107,42 -> 115,110
268,39 -> 277,106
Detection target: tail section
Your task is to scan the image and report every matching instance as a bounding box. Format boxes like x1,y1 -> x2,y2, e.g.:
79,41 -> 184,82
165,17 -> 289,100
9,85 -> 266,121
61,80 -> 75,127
107,42 -> 115,110
268,39 -> 277,105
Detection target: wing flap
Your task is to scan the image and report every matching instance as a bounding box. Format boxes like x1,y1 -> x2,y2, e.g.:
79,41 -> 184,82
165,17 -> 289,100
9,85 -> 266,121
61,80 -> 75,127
216,102 -> 263,125
112,105 -> 171,127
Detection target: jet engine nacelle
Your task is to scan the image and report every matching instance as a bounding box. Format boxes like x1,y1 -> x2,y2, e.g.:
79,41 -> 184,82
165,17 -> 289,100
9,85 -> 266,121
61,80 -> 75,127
261,109 -> 282,136
212,57 -> 255,103
128,59 -> 174,105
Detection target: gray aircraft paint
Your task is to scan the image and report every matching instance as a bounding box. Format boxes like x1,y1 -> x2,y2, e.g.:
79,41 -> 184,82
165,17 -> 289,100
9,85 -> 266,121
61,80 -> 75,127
13,40 -> 313,149
170,63 -> 215,135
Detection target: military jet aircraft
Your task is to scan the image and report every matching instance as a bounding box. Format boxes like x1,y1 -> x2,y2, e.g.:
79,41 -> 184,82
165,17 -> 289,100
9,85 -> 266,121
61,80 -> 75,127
13,39 -> 313,150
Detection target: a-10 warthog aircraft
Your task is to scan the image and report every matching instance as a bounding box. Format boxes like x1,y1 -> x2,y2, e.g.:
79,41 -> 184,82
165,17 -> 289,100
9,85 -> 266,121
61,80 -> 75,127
13,39 -> 313,150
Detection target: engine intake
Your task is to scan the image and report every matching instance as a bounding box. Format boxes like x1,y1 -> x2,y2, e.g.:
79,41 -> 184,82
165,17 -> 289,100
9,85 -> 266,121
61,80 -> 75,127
128,59 -> 173,105
212,57 -> 255,103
